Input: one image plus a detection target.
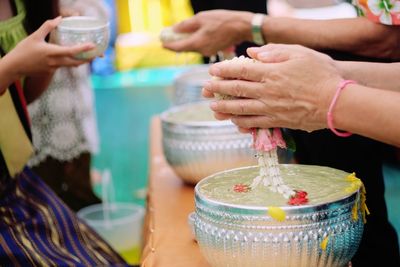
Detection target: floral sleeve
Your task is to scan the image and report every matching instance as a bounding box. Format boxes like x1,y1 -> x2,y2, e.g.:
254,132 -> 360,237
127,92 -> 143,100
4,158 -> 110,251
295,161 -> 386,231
353,0 -> 400,25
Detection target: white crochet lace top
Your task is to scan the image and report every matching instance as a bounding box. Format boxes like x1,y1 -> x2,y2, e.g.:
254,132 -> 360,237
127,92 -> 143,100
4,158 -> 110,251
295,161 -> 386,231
27,66 -> 99,166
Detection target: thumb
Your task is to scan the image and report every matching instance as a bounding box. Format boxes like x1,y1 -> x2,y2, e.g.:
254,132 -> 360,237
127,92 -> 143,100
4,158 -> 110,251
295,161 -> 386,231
173,17 -> 200,33
33,16 -> 62,39
248,45 -> 292,63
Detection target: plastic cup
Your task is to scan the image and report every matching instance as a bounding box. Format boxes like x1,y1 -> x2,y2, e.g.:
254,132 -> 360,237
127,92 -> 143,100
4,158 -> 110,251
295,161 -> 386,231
77,203 -> 145,265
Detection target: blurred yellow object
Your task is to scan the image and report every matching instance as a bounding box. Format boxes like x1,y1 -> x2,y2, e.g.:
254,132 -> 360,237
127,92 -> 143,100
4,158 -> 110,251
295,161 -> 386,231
115,32 -> 202,70
115,0 -> 194,33
115,0 -> 201,70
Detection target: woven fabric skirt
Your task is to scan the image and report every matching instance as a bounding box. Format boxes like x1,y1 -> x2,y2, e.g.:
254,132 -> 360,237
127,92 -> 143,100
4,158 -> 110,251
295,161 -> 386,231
0,167 -> 130,267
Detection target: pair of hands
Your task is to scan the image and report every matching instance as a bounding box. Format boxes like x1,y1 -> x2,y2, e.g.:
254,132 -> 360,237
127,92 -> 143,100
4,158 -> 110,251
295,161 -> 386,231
162,10 -> 345,133
202,44 -> 343,133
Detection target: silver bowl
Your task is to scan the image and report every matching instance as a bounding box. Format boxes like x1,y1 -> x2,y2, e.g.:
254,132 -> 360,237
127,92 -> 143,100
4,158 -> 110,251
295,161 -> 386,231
160,101 -> 256,184
53,16 -> 110,59
192,165 -> 364,267
171,64 -> 210,106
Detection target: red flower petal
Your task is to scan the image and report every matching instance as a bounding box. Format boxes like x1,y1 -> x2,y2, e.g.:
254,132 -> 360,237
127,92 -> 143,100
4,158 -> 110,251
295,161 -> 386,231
288,190 -> 309,206
233,183 -> 251,193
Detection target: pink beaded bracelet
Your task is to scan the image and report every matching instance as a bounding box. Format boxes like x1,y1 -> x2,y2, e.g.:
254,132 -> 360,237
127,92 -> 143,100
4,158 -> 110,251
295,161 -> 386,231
327,80 -> 356,137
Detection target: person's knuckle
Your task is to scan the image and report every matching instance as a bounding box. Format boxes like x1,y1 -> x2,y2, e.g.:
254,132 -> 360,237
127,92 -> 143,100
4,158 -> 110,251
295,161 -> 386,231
239,65 -> 250,80
238,100 -> 246,114
233,81 -> 242,97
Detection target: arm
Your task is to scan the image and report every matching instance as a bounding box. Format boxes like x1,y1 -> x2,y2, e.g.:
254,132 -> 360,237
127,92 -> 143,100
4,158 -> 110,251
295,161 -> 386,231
163,10 -> 400,60
260,16 -> 400,60
0,54 -> 19,95
331,83 -> 400,147
337,61 -> 400,91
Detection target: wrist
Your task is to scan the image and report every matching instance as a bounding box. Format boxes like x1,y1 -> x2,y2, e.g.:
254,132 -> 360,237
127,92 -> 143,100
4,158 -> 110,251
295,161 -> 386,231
334,60 -> 350,80
0,53 -> 20,85
326,80 -> 356,137
236,11 -> 256,43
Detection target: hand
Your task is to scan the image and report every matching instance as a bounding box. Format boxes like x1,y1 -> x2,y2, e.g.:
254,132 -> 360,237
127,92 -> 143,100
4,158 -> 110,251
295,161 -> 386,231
162,10 -> 253,57
202,44 -> 342,132
5,17 -> 95,78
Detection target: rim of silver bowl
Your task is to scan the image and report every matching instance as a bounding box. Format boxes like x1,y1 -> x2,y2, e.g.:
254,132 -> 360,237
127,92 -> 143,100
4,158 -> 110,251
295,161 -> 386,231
160,101 -> 233,128
194,165 -> 359,219
57,16 -> 110,32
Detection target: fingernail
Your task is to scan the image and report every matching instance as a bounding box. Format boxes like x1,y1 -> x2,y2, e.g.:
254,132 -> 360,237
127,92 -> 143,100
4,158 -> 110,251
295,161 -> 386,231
248,47 -> 261,53
210,101 -> 218,110
257,52 -> 270,61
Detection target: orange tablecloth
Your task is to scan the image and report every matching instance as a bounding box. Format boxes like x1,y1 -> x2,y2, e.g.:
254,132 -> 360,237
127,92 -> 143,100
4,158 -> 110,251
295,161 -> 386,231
141,117 -> 211,267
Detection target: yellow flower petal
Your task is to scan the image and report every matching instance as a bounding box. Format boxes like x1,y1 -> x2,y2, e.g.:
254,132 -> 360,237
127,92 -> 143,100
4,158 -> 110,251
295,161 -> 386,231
268,207 -> 286,222
321,236 -> 329,251
346,172 -> 358,182
352,202 -> 359,221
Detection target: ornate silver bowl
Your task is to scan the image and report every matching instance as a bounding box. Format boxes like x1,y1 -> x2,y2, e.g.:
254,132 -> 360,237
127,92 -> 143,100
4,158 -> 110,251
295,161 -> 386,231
171,64 -> 210,106
53,16 -> 110,59
192,165 -> 364,267
160,102 -> 256,184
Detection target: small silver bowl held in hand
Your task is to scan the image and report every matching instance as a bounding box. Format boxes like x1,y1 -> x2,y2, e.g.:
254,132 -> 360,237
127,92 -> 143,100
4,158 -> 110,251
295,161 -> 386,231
53,16 -> 110,59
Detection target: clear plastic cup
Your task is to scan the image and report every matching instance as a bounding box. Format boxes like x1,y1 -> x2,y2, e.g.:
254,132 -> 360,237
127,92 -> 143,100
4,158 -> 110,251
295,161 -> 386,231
77,203 -> 145,265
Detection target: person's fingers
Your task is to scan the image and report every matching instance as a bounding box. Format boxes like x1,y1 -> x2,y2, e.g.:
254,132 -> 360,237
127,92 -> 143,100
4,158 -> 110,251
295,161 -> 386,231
33,17 -> 62,39
230,115 -> 276,130
204,79 -> 264,99
48,42 -> 95,57
210,98 -> 267,116
213,111 -> 232,121
173,17 -> 201,33
201,87 -> 214,98
209,60 -> 268,82
162,38 -> 194,52
248,44 -> 294,63
48,56 -> 88,68
237,127 -> 252,134
163,31 -> 216,56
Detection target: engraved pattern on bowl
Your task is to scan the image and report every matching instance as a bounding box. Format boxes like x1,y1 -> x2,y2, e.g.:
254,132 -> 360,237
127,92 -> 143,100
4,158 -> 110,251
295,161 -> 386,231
160,102 -> 256,184
53,16 -> 110,59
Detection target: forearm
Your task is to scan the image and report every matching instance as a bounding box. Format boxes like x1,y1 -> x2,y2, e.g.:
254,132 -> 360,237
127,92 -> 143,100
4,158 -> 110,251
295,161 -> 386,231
0,55 -> 19,95
253,17 -> 400,60
337,61 -> 400,91
23,74 -> 53,103
332,84 -> 400,147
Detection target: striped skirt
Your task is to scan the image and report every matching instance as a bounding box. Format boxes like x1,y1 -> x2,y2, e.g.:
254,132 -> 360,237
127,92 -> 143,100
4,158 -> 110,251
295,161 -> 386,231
0,167 -> 130,267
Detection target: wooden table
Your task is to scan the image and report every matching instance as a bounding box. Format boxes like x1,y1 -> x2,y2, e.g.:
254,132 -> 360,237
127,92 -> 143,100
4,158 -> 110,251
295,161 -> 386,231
141,117 -> 211,267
